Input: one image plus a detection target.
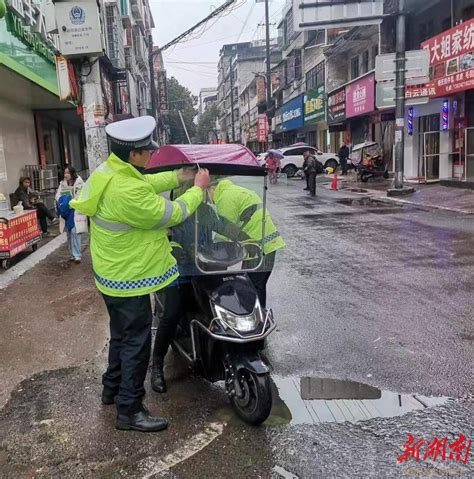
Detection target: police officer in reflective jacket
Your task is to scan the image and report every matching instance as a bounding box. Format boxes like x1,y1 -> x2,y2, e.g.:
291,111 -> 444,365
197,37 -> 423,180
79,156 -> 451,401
71,117 -> 210,432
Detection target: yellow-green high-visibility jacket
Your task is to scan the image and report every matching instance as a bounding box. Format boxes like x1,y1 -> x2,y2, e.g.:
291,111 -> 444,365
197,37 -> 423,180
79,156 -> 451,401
213,179 -> 285,255
70,154 -> 203,297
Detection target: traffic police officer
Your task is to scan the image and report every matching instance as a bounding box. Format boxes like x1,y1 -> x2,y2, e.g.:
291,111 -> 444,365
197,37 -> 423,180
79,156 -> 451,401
208,179 -> 285,307
70,116 -> 210,432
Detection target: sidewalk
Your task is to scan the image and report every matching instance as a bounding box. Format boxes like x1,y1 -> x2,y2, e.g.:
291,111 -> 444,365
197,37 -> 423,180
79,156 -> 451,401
0,243 -> 108,409
335,174 -> 474,214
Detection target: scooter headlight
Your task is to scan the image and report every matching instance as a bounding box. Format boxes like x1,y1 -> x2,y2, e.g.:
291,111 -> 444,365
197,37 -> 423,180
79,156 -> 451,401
214,301 -> 263,333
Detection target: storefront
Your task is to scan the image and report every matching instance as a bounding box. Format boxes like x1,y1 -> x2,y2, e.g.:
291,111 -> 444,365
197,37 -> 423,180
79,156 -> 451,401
273,95 -> 305,146
404,18 -> 474,182
304,84 -> 328,150
0,5 -> 84,202
327,86 -> 348,153
346,73 -> 377,146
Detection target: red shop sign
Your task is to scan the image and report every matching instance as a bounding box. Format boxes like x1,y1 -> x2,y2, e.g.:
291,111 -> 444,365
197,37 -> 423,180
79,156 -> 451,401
257,114 -> 268,143
411,18 -> 474,98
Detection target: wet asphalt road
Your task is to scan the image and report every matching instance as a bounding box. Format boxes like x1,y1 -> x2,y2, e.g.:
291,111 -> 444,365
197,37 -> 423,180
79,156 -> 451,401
1,178 -> 473,478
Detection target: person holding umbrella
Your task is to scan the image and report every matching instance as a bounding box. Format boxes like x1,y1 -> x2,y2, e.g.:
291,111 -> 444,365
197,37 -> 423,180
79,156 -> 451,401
265,149 -> 284,184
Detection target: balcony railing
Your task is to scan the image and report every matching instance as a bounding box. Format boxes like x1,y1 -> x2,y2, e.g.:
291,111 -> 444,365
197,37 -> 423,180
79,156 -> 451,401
106,4 -> 126,69
130,0 -> 144,25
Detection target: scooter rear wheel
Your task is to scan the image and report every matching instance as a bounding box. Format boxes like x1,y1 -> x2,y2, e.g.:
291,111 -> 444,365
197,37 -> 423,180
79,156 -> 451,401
230,370 -> 272,425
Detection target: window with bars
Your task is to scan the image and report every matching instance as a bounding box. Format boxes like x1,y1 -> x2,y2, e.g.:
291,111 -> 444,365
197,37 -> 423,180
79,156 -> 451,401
361,50 -> 369,75
306,61 -> 325,90
285,50 -> 302,85
294,49 -> 302,81
351,56 -> 359,79
287,8 -> 294,43
106,5 -> 125,69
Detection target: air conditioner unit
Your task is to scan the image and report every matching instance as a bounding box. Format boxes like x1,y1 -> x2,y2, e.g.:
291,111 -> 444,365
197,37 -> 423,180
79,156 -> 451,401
44,0 -> 58,33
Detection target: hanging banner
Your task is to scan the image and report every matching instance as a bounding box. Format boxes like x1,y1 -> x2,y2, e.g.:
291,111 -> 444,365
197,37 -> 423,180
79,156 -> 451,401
346,73 -> 375,118
305,84 -> 325,124
408,18 -> 474,98
257,114 -> 268,143
327,87 -> 346,124
281,95 -> 305,132
293,0 -> 384,31
0,0 -> 6,20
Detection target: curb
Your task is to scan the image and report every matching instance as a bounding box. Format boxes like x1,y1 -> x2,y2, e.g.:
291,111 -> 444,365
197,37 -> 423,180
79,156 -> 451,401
0,233 -> 67,290
372,195 -> 474,215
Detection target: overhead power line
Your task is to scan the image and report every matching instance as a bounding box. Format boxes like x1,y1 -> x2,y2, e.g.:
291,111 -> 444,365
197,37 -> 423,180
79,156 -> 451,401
236,1 -> 256,42
155,0 -> 239,55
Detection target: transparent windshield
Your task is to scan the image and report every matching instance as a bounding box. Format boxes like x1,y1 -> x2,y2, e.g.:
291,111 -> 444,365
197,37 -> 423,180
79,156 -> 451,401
168,175 -> 275,276
351,149 -> 362,163
365,144 -> 381,157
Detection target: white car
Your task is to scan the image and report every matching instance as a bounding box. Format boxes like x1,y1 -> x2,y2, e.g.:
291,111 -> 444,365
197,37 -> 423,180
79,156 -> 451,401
258,145 -> 340,178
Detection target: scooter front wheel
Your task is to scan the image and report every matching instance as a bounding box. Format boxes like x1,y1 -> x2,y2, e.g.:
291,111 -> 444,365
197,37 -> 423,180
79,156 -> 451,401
230,370 -> 272,425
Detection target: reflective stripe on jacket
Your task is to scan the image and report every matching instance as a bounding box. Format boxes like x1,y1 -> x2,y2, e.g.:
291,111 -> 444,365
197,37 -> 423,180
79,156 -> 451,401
213,179 -> 285,255
70,154 -> 203,297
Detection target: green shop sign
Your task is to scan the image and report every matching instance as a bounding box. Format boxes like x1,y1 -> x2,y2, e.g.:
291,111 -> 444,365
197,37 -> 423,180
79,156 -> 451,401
0,9 -> 58,94
0,0 -> 6,20
5,11 -> 55,64
304,85 -> 326,124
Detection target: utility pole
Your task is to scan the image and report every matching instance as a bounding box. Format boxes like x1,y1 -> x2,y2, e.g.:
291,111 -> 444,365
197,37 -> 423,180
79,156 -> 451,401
82,59 -> 109,173
148,35 -> 158,140
230,56 -> 236,143
264,0 -> 272,110
151,0 -> 237,143
389,0 -> 414,195
264,0 -> 273,148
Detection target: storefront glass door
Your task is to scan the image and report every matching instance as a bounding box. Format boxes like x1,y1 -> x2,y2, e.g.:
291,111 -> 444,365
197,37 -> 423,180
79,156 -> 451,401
419,115 -> 440,182
465,127 -> 474,181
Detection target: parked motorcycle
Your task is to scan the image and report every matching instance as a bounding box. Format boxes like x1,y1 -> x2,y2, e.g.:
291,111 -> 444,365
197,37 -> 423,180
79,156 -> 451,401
148,144 -> 276,425
351,141 -> 389,182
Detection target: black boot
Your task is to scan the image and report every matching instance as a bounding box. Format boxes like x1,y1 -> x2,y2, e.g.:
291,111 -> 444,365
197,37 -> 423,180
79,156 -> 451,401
151,357 -> 167,393
116,408 -> 168,433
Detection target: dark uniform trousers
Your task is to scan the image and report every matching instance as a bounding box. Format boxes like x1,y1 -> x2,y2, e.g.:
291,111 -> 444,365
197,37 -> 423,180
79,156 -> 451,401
153,282 -> 192,359
308,172 -> 317,196
102,293 -> 152,415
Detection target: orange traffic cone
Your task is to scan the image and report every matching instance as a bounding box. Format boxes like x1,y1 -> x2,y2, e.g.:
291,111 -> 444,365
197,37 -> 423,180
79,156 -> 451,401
330,173 -> 338,191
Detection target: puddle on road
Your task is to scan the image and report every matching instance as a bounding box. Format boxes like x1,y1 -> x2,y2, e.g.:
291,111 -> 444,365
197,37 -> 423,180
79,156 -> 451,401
342,188 -> 369,193
265,377 -> 452,426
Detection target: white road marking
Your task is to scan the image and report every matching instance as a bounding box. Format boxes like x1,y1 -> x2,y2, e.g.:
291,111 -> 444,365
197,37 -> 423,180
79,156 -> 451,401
138,422 -> 225,478
273,465 -> 299,479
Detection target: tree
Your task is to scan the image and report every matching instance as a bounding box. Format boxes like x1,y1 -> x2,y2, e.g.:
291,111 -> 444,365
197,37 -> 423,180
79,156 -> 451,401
196,105 -> 220,144
166,77 -> 197,144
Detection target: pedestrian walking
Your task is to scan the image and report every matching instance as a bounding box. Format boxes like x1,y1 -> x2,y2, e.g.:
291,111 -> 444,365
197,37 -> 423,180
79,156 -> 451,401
303,150 -> 324,197
14,177 -> 57,236
303,155 -> 310,190
265,149 -> 283,184
338,142 -> 350,175
70,116 -> 210,432
55,167 -> 86,263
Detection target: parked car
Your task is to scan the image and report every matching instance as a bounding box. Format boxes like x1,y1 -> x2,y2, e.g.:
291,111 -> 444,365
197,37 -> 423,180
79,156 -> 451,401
257,145 -> 340,178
